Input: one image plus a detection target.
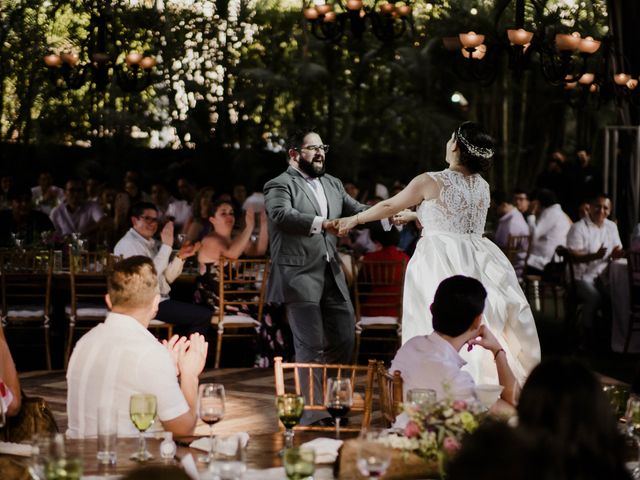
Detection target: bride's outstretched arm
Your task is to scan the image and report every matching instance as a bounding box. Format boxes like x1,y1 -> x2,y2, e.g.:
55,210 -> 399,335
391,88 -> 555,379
337,173 -> 434,235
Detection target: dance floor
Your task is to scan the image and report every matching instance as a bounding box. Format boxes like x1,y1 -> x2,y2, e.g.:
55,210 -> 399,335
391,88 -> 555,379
19,367 -> 384,435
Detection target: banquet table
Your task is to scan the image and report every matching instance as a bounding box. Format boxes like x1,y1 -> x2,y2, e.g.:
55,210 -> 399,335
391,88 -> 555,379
1,431 -> 359,479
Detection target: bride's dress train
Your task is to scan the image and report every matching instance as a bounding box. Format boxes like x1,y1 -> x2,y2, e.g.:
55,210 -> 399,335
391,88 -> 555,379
401,169 -> 540,386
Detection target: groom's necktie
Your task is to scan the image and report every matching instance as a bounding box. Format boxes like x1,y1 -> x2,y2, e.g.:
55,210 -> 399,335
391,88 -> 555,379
308,178 -> 328,218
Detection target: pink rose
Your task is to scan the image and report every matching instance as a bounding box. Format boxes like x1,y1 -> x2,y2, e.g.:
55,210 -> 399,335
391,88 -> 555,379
404,421 -> 420,438
452,400 -> 467,411
442,436 -> 460,455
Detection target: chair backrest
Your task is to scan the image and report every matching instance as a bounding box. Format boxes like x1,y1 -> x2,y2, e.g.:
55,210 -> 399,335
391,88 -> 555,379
376,361 -> 403,428
628,251 -> 640,311
273,356 -> 375,432
353,258 -> 406,319
0,250 -> 53,319
505,234 -> 531,263
68,252 -> 116,318
217,257 -> 270,322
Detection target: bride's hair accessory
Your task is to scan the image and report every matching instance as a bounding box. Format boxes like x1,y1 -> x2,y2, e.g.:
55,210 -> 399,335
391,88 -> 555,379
456,127 -> 494,159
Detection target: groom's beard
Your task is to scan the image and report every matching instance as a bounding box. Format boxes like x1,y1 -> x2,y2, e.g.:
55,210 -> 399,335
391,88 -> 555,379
298,156 -> 325,178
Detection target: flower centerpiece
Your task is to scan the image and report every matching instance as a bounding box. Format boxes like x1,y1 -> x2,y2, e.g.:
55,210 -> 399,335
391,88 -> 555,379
381,397 -> 483,475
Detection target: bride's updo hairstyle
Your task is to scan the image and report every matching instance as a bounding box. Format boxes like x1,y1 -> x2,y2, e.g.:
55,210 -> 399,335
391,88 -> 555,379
454,122 -> 495,174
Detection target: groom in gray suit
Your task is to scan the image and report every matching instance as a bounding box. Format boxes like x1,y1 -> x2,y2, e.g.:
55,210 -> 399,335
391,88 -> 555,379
265,131 -> 367,421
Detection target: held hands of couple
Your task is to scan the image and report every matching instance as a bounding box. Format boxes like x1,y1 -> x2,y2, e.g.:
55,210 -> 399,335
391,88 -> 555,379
322,216 -> 359,236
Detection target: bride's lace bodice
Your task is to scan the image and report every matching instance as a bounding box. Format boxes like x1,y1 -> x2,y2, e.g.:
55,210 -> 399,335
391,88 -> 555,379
417,169 -> 490,235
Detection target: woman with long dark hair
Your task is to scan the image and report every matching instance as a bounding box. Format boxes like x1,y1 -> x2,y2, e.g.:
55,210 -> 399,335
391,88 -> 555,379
517,358 -> 630,480
337,121 -> 540,386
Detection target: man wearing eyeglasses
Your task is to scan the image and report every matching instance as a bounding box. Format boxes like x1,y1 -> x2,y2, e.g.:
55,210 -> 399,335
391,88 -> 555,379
265,130 -> 369,423
114,202 -> 211,337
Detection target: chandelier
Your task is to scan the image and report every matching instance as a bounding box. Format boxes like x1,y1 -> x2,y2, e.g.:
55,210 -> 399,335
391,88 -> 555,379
43,3 -> 157,93
441,0 -> 605,88
302,1 -> 414,44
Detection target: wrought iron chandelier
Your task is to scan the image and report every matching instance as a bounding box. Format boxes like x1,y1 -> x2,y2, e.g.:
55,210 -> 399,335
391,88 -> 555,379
302,1 -> 414,44
441,0 -> 605,87
43,3 -> 156,93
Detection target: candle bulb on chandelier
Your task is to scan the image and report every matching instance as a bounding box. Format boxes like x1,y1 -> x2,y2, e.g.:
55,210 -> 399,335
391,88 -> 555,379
44,54 -> 62,68
324,11 -> 337,22
578,73 -> 595,85
315,3 -> 332,15
507,28 -> 534,46
614,73 -> 632,86
627,78 -> 638,90
346,0 -> 363,10
459,32 -> 485,49
125,52 -> 143,67
578,36 -> 601,54
60,52 -> 80,66
304,7 -> 319,20
140,57 -> 156,70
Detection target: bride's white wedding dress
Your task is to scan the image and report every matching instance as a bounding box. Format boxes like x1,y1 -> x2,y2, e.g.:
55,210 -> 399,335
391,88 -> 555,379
402,169 -> 540,386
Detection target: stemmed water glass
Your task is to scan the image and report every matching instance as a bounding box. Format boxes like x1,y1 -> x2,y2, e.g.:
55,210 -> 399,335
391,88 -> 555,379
626,395 -> 640,479
198,383 -> 226,464
357,428 -> 392,479
324,377 -> 352,439
276,394 -> 305,451
129,393 -> 157,461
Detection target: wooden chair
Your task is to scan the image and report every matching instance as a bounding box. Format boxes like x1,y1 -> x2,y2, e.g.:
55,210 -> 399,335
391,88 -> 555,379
0,250 -> 53,370
352,257 -> 407,363
624,251 -> 640,353
524,245 -> 575,323
214,257 -> 270,368
273,356 -> 375,432
64,252 -> 113,366
504,234 -> 530,280
376,361 -> 403,428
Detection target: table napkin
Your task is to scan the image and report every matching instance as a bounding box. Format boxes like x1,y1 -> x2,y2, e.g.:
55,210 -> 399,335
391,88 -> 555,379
189,432 -> 250,455
300,437 -> 343,464
180,453 -> 200,480
0,441 -> 33,456
243,467 -> 285,479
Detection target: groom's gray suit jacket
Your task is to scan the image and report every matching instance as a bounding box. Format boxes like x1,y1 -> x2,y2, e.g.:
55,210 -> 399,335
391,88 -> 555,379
264,166 -> 366,305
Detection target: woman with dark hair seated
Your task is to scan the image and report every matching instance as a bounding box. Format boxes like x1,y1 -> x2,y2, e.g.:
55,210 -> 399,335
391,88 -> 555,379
337,121 -> 540,387
517,357 -> 630,480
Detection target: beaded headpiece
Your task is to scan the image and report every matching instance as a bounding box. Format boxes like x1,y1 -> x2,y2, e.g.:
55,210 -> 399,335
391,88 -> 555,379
456,126 -> 494,159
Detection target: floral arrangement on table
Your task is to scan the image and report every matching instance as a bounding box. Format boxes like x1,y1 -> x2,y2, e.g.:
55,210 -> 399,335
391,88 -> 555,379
380,398 -> 484,475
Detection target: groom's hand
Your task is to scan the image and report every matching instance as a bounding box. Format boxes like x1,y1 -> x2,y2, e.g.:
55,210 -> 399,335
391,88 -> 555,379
323,219 -> 340,236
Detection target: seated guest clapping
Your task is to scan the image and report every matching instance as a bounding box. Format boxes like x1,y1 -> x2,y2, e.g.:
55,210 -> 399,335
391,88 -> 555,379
114,202 -> 211,336
194,199 -> 268,310
390,276 -> 519,407
66,256 -> 208,438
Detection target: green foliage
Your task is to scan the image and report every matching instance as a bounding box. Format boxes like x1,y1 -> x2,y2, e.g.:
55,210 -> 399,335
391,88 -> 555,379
0,0 -> 614,191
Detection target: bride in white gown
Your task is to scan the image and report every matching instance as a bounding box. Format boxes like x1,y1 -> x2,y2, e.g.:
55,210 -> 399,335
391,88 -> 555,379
337,122 -> 540,386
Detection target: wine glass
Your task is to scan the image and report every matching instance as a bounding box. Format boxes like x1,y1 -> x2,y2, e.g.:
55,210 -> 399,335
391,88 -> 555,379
357,428 -> 392,479
283,447 -> 315,480
198,383 -> 225,464
324,377 -> 352,439
129,393 -> 157,461
276,394 -> 305,451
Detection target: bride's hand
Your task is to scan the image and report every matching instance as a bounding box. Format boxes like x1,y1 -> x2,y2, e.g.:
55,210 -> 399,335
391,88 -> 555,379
337,216 -> 358,236
392,209 -> 417,226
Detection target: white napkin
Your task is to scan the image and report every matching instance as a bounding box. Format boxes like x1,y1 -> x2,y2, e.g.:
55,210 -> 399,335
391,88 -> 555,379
189,432 -> 250,454
0,441 -> 33,456
300,437 -> 343,464
180,453 -> 200,480
243,467 -> 285,480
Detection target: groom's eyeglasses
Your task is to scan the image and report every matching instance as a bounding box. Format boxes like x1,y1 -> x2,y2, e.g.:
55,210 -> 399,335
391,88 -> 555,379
299,144 -> 330,153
